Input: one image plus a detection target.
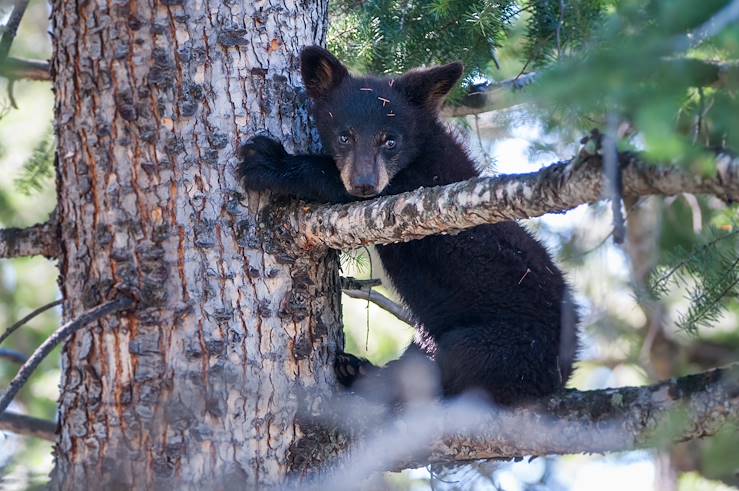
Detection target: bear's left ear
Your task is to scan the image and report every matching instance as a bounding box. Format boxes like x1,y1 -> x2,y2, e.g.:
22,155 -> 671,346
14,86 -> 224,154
395,62 -> 464,112
300,46 -> 349,100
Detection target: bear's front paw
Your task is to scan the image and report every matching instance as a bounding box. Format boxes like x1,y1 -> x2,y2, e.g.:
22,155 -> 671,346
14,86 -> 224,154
239,136 -> 288,177
334,351 -> 375,388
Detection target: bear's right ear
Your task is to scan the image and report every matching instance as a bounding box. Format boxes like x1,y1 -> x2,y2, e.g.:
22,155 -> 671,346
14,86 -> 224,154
300,46 -> 348,100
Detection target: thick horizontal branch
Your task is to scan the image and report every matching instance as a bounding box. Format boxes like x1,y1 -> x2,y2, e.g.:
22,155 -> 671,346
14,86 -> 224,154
408,365 -> 739,468
0,57 -> 51,81
443,59 -> 739,117
0,411 -> 56,441
298,152 -> 739,250
300,365 -> 738,484
0,217 -> 59,259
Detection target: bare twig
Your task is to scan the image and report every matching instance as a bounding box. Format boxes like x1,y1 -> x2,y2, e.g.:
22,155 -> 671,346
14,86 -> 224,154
0,410 -> 56,441
343,289 -> 415,326
299,152 -> 739,251
0,0 -> 31,64
0,57 -> 50,81
0,214 -> 59,259
0,297 -> 133,415
0,348 -> 27,364
0,298 -> 63,345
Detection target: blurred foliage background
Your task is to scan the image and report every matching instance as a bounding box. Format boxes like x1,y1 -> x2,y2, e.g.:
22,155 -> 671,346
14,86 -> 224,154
1,0 -> 738,489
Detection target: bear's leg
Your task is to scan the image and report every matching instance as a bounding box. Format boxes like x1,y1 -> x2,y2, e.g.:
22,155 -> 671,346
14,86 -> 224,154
334,345 -> 441,404
435,325 -> 565,404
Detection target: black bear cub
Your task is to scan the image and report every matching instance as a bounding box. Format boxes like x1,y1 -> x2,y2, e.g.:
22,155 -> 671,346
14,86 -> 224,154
239,46 -> 578,404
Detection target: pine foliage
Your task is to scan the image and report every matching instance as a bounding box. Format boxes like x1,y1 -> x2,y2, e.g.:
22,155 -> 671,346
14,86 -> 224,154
649,227 -> 739,333
15,127 -> 55,195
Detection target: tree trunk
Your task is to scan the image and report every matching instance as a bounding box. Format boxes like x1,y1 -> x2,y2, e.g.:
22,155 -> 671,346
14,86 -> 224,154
50,1 -> 339,488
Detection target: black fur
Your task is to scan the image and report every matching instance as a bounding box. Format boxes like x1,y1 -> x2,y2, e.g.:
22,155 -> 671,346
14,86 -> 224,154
239,46 -> 578,404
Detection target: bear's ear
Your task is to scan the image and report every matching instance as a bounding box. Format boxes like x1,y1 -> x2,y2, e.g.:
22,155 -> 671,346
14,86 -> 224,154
300,46 -> 349,100
395,63 -> 464,112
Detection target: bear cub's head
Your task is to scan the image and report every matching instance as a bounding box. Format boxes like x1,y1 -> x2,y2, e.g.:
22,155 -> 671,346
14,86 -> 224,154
300,46 -> 463,198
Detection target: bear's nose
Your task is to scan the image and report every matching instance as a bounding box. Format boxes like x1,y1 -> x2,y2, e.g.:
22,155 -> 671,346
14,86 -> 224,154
349,174 -> 379,197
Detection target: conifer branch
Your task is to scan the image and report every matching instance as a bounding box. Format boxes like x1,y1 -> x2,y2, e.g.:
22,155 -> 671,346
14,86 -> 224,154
299,152 -> 739,250
0,410 -> 56,441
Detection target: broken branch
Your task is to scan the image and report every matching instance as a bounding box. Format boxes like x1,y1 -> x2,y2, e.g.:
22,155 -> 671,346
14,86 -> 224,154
0,216 -> 59,259
342,289 -> 415,326
0,57 -> 50,81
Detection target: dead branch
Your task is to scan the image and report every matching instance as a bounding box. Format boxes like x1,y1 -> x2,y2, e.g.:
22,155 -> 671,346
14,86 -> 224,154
0,348 -> 27,364
299,152 -> 739,250
0,298 -> 63,345
0,410 -> 56,441
342,289 -> 415,326
0,215 -> 59,259
0,0 -> 31,64
442,72 -> 538,117
340,277 -> 382,290
0,57 -> 50,81
0,297 -> 133,415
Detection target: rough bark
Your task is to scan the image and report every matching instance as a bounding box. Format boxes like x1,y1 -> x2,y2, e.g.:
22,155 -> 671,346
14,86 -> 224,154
299,152 -> 739,250
51,1 -> 341,489
0,216 -> 59,258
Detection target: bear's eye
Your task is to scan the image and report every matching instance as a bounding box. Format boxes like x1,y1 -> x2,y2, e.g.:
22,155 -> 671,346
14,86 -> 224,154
384,138 -> 396,149
338,133 -> 351,145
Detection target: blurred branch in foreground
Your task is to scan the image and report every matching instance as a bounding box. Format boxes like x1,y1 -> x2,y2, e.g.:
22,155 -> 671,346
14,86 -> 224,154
296,365 -> 738,487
